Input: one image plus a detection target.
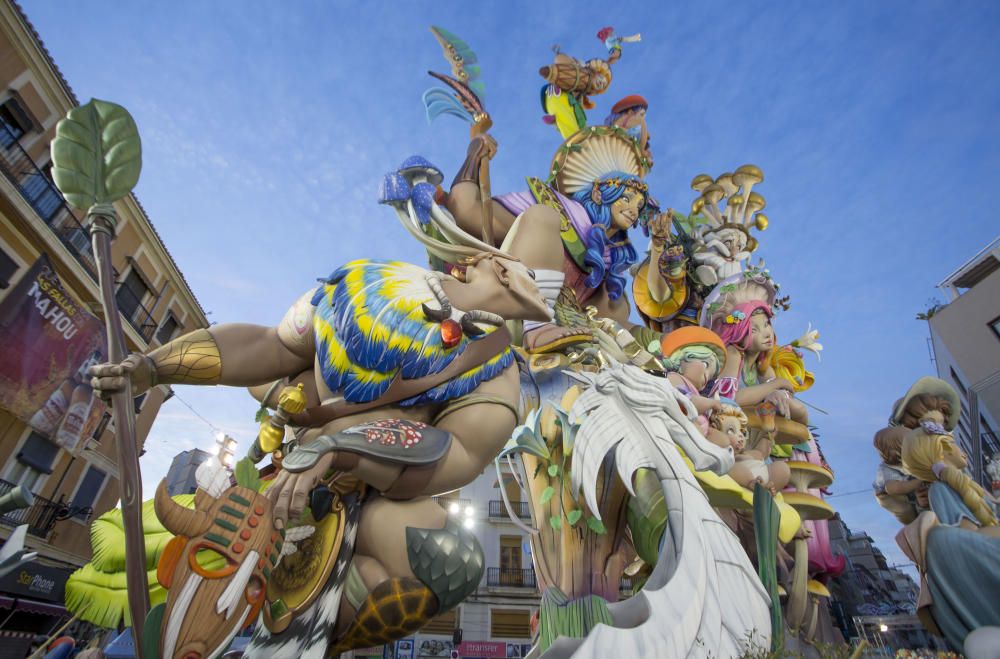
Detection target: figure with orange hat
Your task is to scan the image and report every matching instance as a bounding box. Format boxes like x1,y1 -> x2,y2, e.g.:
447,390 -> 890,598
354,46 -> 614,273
658,325 -> 727,421
605,94 -> 652,166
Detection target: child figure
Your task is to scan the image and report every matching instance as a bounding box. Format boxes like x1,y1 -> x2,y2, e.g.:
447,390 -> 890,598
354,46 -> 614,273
902,427 -> 999,533
872,425 -> 925,524
658,326 -> 727,442
712,404 -> 790,493
890,376 -> 959,433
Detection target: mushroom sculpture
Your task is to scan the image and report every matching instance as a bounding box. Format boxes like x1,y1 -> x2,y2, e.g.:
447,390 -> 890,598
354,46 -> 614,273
782,461 -> 835,636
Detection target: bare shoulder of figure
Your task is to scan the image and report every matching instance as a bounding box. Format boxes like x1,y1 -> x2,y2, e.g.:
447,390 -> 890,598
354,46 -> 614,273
277,288 -> 317,358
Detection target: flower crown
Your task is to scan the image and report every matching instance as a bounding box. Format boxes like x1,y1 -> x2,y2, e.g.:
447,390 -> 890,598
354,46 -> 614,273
724,310 -> 747,325
591,177 -> 648,205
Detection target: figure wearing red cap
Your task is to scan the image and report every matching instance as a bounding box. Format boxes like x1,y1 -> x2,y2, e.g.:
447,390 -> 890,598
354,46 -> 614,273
605,94 -> 652,167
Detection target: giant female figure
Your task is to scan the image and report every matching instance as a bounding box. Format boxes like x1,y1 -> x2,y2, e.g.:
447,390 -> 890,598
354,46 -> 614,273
443,126 -> 661,353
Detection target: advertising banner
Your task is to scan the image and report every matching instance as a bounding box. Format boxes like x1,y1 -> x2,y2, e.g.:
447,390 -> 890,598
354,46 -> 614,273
0,254 -> 108,452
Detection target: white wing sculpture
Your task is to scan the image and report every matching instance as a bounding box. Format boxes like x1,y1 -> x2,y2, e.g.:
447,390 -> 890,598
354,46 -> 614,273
541,364 -> 772,658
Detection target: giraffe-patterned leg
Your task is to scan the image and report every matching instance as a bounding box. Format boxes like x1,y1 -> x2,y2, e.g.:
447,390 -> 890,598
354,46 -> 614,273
328,577 -> 439,654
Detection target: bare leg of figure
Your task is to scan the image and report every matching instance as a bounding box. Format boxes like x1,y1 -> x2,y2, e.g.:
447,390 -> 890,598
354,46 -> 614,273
329,497 -> 481,653
444,181 -> 517,247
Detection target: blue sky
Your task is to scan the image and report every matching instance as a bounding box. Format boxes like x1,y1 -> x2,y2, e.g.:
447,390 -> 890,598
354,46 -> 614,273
22,1 -> 1000,573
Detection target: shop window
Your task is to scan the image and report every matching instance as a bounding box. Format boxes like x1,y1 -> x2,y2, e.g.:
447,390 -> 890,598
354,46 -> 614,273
490,608 -> 531,639
0,246 -> 18,289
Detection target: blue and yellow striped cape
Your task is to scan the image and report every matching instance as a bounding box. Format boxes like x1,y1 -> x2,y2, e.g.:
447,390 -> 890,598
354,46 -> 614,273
311,259 -> 514,407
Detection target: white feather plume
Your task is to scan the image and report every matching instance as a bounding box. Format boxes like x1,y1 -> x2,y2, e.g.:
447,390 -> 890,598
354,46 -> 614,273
540,365 -> 769,659
195,461 -> 230,499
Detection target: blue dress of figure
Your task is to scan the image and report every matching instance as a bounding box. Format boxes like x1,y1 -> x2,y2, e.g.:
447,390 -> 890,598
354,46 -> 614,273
921,483 -> 1000,651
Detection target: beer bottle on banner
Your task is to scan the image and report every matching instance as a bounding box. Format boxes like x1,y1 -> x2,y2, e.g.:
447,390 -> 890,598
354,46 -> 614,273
55,379 -> 95,452
28,379 -> 74,435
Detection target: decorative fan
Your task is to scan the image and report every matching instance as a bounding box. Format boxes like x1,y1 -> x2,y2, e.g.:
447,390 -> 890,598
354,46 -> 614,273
548,125 -> 647,194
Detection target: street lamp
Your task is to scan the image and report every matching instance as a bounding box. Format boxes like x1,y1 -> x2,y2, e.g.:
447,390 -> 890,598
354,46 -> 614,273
215,433 -> 237,471
879,623 -> 888,633
445,500 -> 476,528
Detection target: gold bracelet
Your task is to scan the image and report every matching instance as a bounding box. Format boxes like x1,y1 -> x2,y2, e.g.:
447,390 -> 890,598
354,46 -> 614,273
147,328 -> 222,385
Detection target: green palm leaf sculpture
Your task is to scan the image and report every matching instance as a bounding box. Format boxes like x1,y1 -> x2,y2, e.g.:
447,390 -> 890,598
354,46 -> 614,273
65,494 -> 225,628
50,98 -> 141,211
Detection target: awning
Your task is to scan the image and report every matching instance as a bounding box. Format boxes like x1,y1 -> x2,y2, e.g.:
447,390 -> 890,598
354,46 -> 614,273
0,595 -> 67,616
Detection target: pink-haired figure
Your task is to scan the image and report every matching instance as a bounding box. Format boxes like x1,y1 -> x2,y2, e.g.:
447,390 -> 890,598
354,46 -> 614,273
709,300 -> 807,425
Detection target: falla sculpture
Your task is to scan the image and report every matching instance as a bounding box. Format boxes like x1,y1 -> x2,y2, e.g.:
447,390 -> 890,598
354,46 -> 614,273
57,23 -> 901,659
872,376 -> 1000,654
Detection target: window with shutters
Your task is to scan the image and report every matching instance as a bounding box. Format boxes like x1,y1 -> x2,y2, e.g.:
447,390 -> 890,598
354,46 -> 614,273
490,608 -> 531,639
156,313 -> 181,344
500,536 -> 522,567
70,465 -> 107,520
421,607 -> 458,635
116,266 -> 151,321
0,96 -> 34,145
3,431 -> 58,493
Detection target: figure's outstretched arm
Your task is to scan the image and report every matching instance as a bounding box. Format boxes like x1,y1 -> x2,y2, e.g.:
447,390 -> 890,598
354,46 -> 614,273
90,290 -> 316,397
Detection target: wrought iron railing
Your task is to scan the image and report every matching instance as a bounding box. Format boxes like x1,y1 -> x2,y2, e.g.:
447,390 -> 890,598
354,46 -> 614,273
0,122 -> 98,279
114,283 -> 158,343
489,499 -> 531,520
486,567 -> 537,588
0,479 -> 60,539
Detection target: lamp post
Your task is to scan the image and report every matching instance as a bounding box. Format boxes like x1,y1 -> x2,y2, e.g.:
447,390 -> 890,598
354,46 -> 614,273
216,432 -> 238,471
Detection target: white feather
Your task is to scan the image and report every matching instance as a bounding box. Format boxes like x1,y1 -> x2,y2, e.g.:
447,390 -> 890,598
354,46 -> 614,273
216,550 -> 259,620
163,573 -> 202,659
195,461 -> 230,499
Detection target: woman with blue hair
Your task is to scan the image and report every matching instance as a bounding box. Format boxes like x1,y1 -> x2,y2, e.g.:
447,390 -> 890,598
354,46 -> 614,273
443,125 -> 662,353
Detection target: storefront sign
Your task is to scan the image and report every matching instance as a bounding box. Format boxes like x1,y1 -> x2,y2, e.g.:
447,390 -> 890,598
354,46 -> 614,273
456,641 -> 506,658
0,562 -> 72,602
0,254 -> 107,452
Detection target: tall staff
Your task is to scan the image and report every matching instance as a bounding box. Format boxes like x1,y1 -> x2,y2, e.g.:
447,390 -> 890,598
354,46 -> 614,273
51,99 -> 149,654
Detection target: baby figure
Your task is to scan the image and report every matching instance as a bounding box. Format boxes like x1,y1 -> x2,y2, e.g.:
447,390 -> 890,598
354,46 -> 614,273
713,404 -> 790,493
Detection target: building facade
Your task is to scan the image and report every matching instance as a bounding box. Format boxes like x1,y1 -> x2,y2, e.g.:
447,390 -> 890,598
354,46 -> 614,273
825,515 -> 941,652
928,235 -> 1000,486
0,0 -> 207,649
164,448 -> 214,496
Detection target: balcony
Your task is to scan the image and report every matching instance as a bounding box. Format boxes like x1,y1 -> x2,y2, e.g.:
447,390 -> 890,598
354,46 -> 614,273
0,122 -> 98,280
488,499 -> 531,521
114,284 -> 158,343
0,479 -> 60,539
486,567 -> 537,589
